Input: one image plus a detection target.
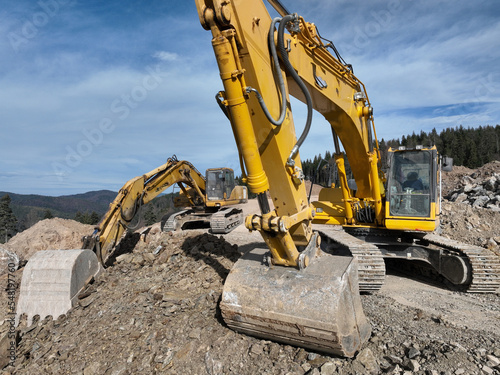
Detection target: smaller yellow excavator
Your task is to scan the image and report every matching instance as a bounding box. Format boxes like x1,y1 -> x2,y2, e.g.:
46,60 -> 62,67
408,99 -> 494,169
16,155 -> 247,326
83,155 -> 247,265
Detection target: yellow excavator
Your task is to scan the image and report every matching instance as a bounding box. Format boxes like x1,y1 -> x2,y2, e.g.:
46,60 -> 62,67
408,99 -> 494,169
16,156 -> 247,326
194,0 -> 500,356
82,155 -> 247,265
17,0 -> 500,358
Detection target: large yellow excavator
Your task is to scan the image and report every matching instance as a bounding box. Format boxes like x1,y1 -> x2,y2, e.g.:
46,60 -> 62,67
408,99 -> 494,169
17,0 -> 500,358
194,0 -> 500,356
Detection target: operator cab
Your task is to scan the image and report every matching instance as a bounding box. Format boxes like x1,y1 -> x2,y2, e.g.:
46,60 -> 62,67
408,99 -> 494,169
206,168 -> 236,201
386,147 -> 437,219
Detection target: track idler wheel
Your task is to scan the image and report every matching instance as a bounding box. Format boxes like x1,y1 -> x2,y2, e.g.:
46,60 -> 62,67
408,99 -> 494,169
440,254 -> 470,285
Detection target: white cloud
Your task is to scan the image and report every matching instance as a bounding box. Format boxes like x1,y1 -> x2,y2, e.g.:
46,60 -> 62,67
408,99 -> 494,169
153,51 -> 179,62
1,0 -> 499,195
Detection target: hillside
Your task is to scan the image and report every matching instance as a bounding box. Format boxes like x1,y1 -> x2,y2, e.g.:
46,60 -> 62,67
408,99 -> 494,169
1,190 -> 177,231
0,190 -> 117,229
3,190 -> 116,214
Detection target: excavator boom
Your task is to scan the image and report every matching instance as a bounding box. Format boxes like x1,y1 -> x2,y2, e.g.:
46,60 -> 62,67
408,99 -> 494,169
17,0 -> 499,361
196,0 -> 500,356
84,156 -> 208,265
195,0 -> 373,356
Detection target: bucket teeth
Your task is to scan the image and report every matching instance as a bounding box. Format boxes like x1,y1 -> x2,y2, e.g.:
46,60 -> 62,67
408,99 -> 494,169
16,249 -> 102,326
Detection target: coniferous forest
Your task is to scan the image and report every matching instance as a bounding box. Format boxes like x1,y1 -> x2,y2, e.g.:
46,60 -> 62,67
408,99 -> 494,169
302,125 -> 500,186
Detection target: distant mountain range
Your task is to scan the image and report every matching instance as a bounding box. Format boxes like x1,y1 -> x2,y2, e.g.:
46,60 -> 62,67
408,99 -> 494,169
0,190 -> 176,231
0,190 -> 117,229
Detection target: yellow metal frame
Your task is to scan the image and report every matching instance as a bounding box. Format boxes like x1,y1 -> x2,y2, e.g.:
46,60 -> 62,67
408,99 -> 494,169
194,0 -> 385,266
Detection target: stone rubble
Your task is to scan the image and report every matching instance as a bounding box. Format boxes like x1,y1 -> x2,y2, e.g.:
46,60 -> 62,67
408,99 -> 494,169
446,161 -> 500,211
0,227 -> 498,375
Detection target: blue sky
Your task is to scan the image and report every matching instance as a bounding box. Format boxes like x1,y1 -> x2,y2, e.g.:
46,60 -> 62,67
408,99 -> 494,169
1,0 -> 499,196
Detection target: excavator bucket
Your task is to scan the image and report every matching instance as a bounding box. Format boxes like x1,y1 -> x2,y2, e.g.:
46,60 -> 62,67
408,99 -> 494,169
220,247 -> 371,357
16,249 -> 102,326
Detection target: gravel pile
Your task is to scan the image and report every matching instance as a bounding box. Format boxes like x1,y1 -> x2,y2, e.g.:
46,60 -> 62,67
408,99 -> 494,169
3,218 -> 93,263
1,228 -> 498,374
448,174 -> 500,211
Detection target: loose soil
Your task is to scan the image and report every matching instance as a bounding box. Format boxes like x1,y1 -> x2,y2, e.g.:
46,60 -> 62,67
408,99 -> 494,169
3,218 -> 94,263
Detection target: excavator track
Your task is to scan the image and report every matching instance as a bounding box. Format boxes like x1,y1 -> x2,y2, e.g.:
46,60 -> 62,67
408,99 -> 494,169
342,227 -> 500,293
422,234 -> 500,293
163,208 -> 244,234
210,207 -> 244,234
313,225 -> 386,293
163,210 -> 191,232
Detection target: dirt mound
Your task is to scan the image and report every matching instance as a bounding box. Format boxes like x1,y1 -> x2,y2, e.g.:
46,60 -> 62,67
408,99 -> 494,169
440,201 -> 500,255
4,228 -> 499,375
444,161 -> 500,211
4,218 -> 94,262
439,160 -> 500,256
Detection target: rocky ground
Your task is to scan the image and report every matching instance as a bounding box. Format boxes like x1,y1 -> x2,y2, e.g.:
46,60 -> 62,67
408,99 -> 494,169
1,162 -> 499,374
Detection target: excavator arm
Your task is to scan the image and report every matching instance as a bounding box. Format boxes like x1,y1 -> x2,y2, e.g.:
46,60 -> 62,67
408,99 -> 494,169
196,0 -> 373,356
285,15 -> 384,224
196,0 -> 382,267
83,156 -> 207,264
17,0 -> 499,351
16,156 -> 249,327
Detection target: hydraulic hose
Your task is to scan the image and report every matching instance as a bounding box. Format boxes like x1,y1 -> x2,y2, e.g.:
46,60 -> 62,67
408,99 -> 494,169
121,191 -> 146,230
245,14 -> 314,168
215,92 -> 230,119
277,14 -> 313,166
245,17 -> 287,127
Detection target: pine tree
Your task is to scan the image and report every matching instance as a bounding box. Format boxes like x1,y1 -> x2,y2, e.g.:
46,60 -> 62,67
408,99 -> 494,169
302,124 -> 498,174
43,209 -> 54,219
144,205 -> 157,226
75,211 -> 84,223
464,137 -> 480,168
0,194 -> 18,243
90,211 -> 100,225
378,139 -> 388,170
401,135 -> 407,147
